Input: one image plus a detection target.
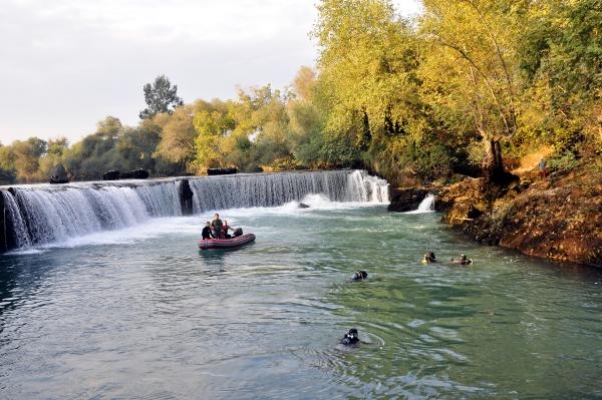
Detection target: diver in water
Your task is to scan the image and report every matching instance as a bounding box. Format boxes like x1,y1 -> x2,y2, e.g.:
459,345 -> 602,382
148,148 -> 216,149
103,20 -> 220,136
340,328 -> 360,346
451,254 -> 473,265
351,270 -> 368,281
422,252 -> 437,264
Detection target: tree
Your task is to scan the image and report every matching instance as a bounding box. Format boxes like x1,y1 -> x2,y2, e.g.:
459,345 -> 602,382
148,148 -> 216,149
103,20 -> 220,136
154,105 -> 197,173
38,137 -> 69,181
139,75 -> 184,119
192,85 -> 293,172
0,143 -> 16,184
291,66 -> 317,102
312,0 -> 425,175
62,117 -> 123,180
518,0 -> 602,151
419,0 -> 521,184
193,99 -> 236,169
115,125 -> 161,173
286,66 -> 327,166
11,137 -> 47,183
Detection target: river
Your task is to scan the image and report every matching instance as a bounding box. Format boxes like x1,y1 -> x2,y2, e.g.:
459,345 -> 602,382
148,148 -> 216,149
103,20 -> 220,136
1,191 -> 602,399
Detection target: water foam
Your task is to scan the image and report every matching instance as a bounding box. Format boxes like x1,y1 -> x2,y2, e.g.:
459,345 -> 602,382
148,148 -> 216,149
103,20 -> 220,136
406,194 -> 436,214
1,170 -> 390,252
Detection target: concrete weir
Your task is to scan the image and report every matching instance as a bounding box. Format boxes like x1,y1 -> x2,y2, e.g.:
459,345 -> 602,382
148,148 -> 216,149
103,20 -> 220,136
0,170 -> 389,253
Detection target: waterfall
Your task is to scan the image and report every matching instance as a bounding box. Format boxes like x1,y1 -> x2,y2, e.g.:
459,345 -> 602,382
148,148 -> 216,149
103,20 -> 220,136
345,170 -> 390,203
7,183 -> 181,248
416,194 -> 436,213
0,170 -> 389,252
187,170 -> 389,212
2,190 -> 31,249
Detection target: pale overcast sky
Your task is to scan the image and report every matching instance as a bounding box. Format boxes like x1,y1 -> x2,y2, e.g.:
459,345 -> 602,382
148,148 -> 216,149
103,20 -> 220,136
0,0 -> 421,145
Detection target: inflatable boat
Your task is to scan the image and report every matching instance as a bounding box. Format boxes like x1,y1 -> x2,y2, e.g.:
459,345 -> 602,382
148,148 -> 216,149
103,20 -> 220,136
198,233 -> 256,251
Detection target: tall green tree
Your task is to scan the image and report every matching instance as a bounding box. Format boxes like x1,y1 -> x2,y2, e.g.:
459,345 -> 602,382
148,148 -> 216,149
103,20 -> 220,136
193,99 -> 236,169
518,0 -> 601,153
0,143 -> 16,184
62,117 -> 123,180
241,85 -> 291,168
38,137 -> 69,181
11,137 -> 47,183
194,85 -> 292,172
154,105 -> 197,173
419,0 -> 521,184
312,0 -> 424,176
139,75 -> 184,119
115,124 -> 161,173
286,66 -> 327,167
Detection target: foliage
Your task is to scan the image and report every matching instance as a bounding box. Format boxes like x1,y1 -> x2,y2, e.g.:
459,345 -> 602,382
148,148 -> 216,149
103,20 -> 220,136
3,0 -> 600,186
547,150 -> 579,174
312,0 -> 424,175
193,99 -> 236,169
517,0 -> 602,151
37,137 -> 69,181
139,75 -> 184,119
418,0 -> 522,182
153,106 -> 197,174
11,137 -> 47,183
0,144 -> 16,184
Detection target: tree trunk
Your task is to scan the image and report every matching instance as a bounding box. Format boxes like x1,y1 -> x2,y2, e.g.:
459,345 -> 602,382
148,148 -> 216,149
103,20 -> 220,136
482,137 -> 519,190
482,138 -> 506,185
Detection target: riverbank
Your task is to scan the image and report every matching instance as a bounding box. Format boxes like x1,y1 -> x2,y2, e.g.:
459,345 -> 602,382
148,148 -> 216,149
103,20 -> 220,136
390,159 -> 602,268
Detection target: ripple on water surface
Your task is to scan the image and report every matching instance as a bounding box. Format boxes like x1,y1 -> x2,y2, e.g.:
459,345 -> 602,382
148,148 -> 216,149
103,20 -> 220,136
2,207 -> 602,399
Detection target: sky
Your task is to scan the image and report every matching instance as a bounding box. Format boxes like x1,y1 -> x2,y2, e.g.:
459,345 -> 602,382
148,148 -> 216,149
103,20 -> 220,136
0,0 -> 422,145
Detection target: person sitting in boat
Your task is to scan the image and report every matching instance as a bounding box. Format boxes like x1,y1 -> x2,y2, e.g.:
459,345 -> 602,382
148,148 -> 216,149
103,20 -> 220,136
223,220 -> 235,239
351,270 -> 368,281
340,328 -> 360,346
211,213 -> 224,239
451,254 -> 473,265
233,227 -> 243,237
201,221 -> 214,240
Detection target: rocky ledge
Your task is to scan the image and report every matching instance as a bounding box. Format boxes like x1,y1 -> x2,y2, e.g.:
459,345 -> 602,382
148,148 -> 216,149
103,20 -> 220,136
392,163 -> 602,268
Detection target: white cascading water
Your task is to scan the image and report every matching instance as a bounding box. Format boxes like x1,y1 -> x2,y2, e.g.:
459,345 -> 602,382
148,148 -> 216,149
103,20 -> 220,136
345,170 -> 390,203
188,170 -> 389,213
3,181 -> 182,249
415,194 -> 436,213
1,170 -> 389,251
2,190 -> 32,249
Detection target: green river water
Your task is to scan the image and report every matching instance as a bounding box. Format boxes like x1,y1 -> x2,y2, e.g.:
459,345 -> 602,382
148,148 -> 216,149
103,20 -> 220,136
1,200 -> 601,399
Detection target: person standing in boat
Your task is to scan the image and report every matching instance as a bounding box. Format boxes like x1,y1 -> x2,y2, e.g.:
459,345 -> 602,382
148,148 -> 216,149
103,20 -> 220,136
202,221 -> 213,240
211,213 -> 224,239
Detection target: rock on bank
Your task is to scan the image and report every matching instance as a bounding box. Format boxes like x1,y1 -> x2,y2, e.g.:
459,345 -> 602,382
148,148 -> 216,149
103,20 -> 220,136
389,167 -> 602,267
432,170 -> 602,268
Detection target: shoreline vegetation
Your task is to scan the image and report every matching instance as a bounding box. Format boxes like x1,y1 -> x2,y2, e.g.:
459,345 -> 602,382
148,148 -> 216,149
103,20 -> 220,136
1,0 -> 600,267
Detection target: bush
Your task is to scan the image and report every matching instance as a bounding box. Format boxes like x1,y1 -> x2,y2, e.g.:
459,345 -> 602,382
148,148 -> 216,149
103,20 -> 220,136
547,150 -> 579,173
